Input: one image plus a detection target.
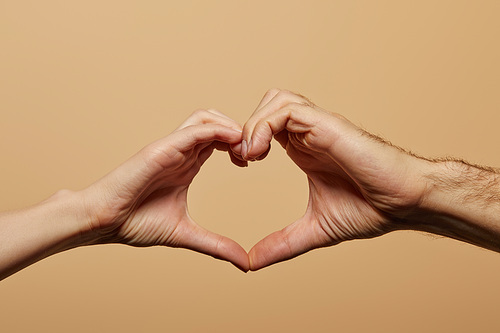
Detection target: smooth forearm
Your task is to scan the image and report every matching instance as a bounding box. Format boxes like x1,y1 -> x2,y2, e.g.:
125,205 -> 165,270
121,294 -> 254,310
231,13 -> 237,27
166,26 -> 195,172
413,160 -> 500,251
0,190 -> 94,280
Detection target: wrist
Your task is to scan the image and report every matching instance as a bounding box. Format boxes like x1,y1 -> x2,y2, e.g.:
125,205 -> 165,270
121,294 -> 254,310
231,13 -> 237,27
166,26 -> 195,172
408,159 -> 500,251
405,159 -> 466,228
39,188 -> 115,249
382,157 -> 439,231
44,189 -> 100,248
419,159 -> 500,215
77,185 -> 123,244
0,189 -> 98,280
419,160 -> 457,213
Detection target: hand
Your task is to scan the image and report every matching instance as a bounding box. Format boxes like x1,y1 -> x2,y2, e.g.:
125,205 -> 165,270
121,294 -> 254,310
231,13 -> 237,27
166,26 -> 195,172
82,110 -> 250,271
240,89 -> 431,270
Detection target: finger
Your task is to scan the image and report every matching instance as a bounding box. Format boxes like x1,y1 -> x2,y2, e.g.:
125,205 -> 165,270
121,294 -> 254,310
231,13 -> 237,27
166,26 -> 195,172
233,89 -> 291,157
228,149 -> 249,167
199,142 -> 248,168
205,108 -> 235,121
229,141 -> 245,160
245,103 -> 313,160
255,144 -> 271,161
243,89 -> 313,140
168,123 -> 243,153
174,220 -> 250,272
138,124 -> 242,181
176,109 -> 242,133
226,141 -> 249,165
197,143 -> 216,166
248,217 -> 333,271
177,109 -> 237,129
242,90 -> 313,159
253,88 -> 282,112
230,142 -> 269,162
229,89 -> 279,157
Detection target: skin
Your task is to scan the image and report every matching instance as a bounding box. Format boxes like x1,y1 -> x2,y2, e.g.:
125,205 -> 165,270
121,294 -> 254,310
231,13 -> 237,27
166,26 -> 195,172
2,89 -> 500,279
0,110 -> 250,280
239,89 -> 500,271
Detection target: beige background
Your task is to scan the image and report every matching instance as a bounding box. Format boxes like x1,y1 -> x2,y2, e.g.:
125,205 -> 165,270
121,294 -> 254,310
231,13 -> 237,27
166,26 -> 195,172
1,1 -> 499,332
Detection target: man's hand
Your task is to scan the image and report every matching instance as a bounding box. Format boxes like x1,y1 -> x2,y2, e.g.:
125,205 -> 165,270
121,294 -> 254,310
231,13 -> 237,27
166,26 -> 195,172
82,110 -> 250,271
239,89 -> 432,271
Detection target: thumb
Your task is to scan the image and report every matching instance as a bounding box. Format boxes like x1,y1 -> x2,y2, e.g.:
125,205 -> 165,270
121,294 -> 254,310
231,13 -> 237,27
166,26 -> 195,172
248,216 -> 333,271
173,219 -> 250,272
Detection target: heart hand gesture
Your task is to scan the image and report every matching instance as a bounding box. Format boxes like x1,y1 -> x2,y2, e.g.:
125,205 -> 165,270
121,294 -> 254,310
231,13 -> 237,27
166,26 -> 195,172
3,89 -> 498,280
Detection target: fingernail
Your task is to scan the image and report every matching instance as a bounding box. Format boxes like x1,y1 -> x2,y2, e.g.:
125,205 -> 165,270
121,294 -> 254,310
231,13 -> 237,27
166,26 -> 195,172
241,140 -> 248,158
247,139 -> 253,155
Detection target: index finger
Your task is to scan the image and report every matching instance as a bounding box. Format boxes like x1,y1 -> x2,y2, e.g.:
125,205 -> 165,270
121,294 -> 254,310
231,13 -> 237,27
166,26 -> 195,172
244,102 -> 316,160
241,89 -> 314,159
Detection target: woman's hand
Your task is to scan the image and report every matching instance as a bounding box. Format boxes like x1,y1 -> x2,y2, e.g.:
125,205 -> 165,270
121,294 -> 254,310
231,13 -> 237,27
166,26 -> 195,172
83,110 -> 250,271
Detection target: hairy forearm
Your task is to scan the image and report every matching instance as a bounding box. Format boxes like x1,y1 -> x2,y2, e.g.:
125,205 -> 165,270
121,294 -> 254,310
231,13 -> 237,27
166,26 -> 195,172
415,160 -> 500,251
0,190 -> 93,281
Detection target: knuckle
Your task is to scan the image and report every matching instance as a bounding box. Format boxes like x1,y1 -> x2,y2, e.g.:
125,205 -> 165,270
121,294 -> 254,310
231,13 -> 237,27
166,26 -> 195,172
190,109 -> 214,124
276,89 -> 292,100
275,90 -> 302,106
274,89 -> 315,108
265,88 -> 281,98
191,109 -> 209,118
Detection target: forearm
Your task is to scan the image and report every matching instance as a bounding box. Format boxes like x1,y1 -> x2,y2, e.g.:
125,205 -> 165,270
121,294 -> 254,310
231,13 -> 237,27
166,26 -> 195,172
0,190 -> 94,281
414,160 -> 500,251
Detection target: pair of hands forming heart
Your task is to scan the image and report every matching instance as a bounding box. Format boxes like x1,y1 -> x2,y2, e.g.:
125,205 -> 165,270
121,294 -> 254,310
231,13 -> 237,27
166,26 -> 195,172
2,89 -> 499,281
83,89 -> 430,272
